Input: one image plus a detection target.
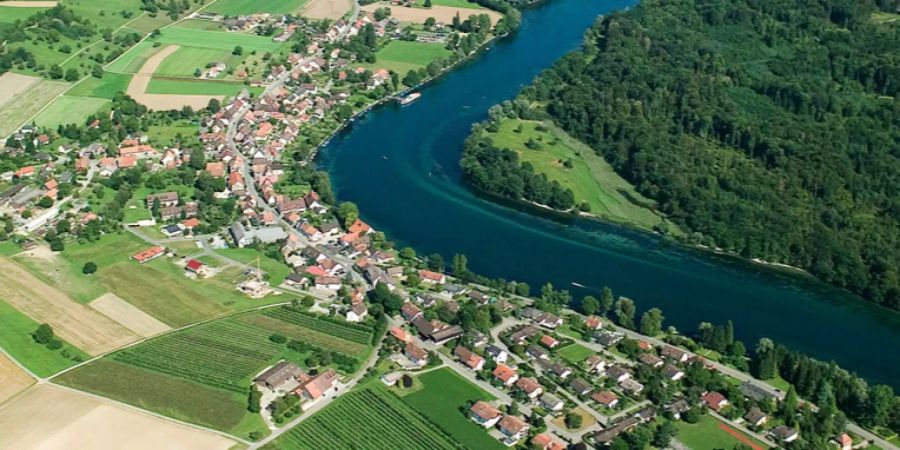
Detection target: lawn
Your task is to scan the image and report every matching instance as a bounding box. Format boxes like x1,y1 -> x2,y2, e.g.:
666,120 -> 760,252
676,414 -> 768,450
365,40 -> 452,75
403,368 -> 503,450
206,0 -> 308,15
146,119 -> 198,146
218,247 -> 292,286
430,0 -> 485,8
154,27 -> 282,52
34,96 -> 110,129
146,77 -> 256,96
265,385 -> 462,450
484,118 -> 672,232
556,343 -> 595,364
0,299 -> 88,377
154,46 -> 243,78
0,79 -> 69,137
65,72 -> 132,99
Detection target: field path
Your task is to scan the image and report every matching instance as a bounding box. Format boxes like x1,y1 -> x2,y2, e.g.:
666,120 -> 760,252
125,44 -> 224,110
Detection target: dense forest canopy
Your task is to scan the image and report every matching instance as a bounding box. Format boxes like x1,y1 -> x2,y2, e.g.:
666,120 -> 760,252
515,0 -> 900,309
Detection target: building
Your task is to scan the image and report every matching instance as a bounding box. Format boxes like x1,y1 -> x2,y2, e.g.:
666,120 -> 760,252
493,363 -> 519,387
453,346 -> 485,371
497,415 -> 530,445
515,377 -> 543,399
539,393 -> 564,412
254,361 -> 303,391
185,259 -> 204,274
660,346 -> 688,363
346,303 -> 368,322
229,222 -> 288,247
401,303 -> 422,321
639,353 -> 664,368
770,425 -> 799,443
531,433 -> 566,450
702,391 -> 729,412
593,390 -> 619,408
314,276 -> 342,290
146,192 -> 179,208
539,335 -> 559,349
569,378 -> 593,396
605,365 -> 631,383
131,246 -> 165,264
485,345 -> 509,363
744,407 -> 768,427
470,401 -> 502,428
418,269 -> 446,285
295,369 -> 338,401
404,342 -> 428,366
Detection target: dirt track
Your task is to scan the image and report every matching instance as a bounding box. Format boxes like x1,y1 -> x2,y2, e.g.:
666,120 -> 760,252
0,353 -> 33,405
126,44 -> 224,111
361,3 -> 501,24
0,384 -> 236,450
0,258 -> 140,355
302,0 -> 353,19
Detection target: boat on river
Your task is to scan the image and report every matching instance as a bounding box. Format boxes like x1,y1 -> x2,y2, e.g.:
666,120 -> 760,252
398,92 -> 421,106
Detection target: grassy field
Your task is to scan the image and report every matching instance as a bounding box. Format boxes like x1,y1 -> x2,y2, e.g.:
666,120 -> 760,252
0,241 -> 20,257
34,96 -> 110,128
65,72 -> 132,99
484,119 -> 673,232
0,6 -> 47,27
146,77 -> 255,96
365,40 -> 452,75
429,0 -> 485,8
265,385 -> 462,450
556,343 -> 595,364
402,368 -> 503,450
0,299 -> 88,377
154,46 -> 241,78
676,414 -> 767,450
0,79 -> 69,136
206,0 -> 308,15
12,250 -> 107,304
106,40 -> 163,73
218,247 -> 292,286
155,27 -> 282,52
147,120 -> 198,146
66,0 -> 144,29
174,19 -> 225,31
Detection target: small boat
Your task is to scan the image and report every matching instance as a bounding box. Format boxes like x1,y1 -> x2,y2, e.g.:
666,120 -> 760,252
571,282 -> 586,288
398,92 -> 421,105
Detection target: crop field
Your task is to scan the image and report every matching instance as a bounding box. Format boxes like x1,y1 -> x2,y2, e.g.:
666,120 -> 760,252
89,293 -> 171,338
112,319 -> 282,393
0,79 -> 69,136
146,77 -> 252,96
429,0 -> 485,8
65,72 -> 132,99
106,40 -> 163,73
0,72 -> 39,106
0,350 -> 34,403
13,245 -> 107,303
403,368 -> 502,450
265,386 -> 462,450
300,0 -> 352,19
175,19 -> 225,31
365,40 -> 452,75
484,119 -> 672,232
206,0 -> 307,15
361,3 -> 500,24
154,27 -> 282,53
154,46 -> 242,78
0,299 -> 87,377
34,95 -> 110,128
556,343 -> 595,364
259,306 -> 372,349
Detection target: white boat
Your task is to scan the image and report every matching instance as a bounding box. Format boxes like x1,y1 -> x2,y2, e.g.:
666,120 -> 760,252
398,92 -> 421,105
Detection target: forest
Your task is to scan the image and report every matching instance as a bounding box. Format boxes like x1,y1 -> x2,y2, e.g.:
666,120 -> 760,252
510,0 -> 900,309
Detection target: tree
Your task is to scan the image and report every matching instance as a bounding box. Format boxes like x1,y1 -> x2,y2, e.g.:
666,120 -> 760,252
190,147 -> 206,170
652,420 -> 677,447
82,261 -> 97,275
50,239 -> 64,252
269,333 -> 287,344
48,64 -> 63,79
424,0 -> 432,6
194,68 -> 202,77
452,253 -> 469,277
781,386 -> 799,426
64,68 -> 79,81
56,219 -> 71,234
564,412 -> 582,429
614,297 -> 636,329
866,385 -> 895,428
305,355 -> 320,367
248,386 -> 262,412
581,295 -> 600,315
32,323 -> 54,345
91,64 -> 104,78
233,45 -> 243,55
639,307 -> 664,336
424,17 -> 436,28
599,286 -> 614,316
399,247 -> 416,259
207,98 -> 221,113
336,201 -> 359,227
37,196 -> 54,208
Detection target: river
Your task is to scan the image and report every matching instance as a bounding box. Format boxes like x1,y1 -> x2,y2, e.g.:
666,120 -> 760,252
318,0 -> 900,388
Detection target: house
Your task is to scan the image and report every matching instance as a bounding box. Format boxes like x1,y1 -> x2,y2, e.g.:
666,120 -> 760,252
295,369 -> 338,401
569,378 -> 593,396
539,335 -> 559,349
314,276 -> 342,290
254,361 -> 303,391
744,407 -> 768,427
619,378 -> 644,395
146,192 -> 179,208
702,391 -> 729,412
389,327 -> 411,343
182,218 -> 201,230
347,218 -> 370,235
663,364 -> 684,381
535,312 -> 563,329
538,359 -> 572,379
485,345 -> 508,363
132,246 -> 165,264
515,377 -> 543,399
206,162 -> 225,177
418,269 -> 446,285
346,303 -> 368,322
185,259 -> 204,274
508,325 -> 539,345
411,317 -> 463,344
605,365 -> 631,383
526,345 -> 549,361
497,415 -> 530,444
493,363 -> 519,387
739,381 -> 778,402
401,303 -> 422,321
666,399 -> 691,419
454,346 -> 485,371
590,417 -> 640,446
834,433 -> 853,450
380,371 -> 404,386
469,401 -> 502,428
660,346 -> 688,363
404,342 -> 428,366
284,273 -> 308,288
584,316 -> 603,330
585,355 -> 607,373
161,224 -> 183,237
532,433 -> 566,450
639,353 -> 664,368
595,330 -> 623,347
539,393 -> 564,412
588,391 -> 619,410
770,425 -> 799,443
229,222 -> 288,247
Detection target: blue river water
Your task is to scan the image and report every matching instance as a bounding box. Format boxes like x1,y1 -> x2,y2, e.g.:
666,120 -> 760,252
318,0 -> 900,388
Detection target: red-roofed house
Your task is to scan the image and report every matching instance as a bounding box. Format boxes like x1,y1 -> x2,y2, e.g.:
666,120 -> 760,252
592,390 -> 619,408
418,269 -> 446,285
453,346 -> 485,371
132,246 -> 165,263
498,415 -> 530,444
540,335 -> 559,349
118,144 -> 157,159
470,401 -> 502,428
389,327 -> 411,342
206,162 -> 225,177
185,259 -> 204,274
348,219 -> 370,235
515,377 -> 543,399
702,391 -> 729,412
493,363 -> 519,387
584,316 -> 603,330
532,434 -> 566,450
295,370 -> 337,400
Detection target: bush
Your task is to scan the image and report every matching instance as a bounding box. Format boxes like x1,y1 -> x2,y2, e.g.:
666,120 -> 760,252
269,333 -> 287,344
82,261 -> 98,274
32,323 -> 54,345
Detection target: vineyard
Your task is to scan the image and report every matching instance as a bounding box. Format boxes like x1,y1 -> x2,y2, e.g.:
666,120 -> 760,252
263,307 -> 374,344
113,319 -> 282,393
267,387 -> 463,450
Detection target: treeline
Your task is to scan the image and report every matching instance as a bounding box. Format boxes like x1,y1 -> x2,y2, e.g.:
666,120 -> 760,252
509,0 -> 900,309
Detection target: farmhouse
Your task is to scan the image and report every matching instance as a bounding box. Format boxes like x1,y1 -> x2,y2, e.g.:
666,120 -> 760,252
295,370 -> 338,401
255,361 -> 304,391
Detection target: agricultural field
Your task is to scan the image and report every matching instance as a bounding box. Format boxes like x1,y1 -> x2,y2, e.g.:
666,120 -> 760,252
0,257 -> 141,355
556,343 -> 594,364
0,71 -> 39,106
0,384 -> 237,450
0,299 -> 88,377
483,119 -> 673,232
402,368 -> 503,450
676,414 -> 768,450
300,0 -> 352,20
146,77 -> 255,96
206,0 -> 308,15
106,40 -> 164,74
364,40 -> 452,75
65,72 -> 132,99
264,385 -> 462,450
153,46 -> 243,78
0,352 -> 34,404
34,95 -> 110,128
155,27 -> 282,53
0,78 -> 69,137
429,0 -> 486,9
88,293 -> 171,338
175,18 -> 225,31
257,306 -> 374,351
218,247 -> 292,286
361,3 -> 500,24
